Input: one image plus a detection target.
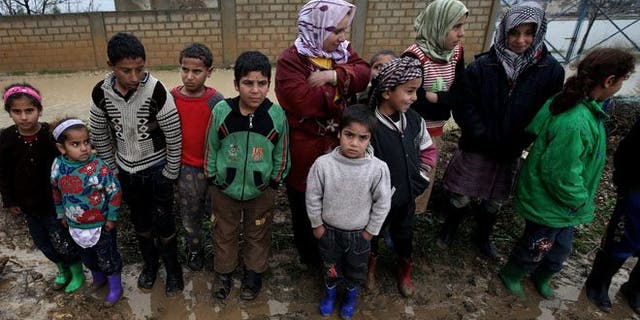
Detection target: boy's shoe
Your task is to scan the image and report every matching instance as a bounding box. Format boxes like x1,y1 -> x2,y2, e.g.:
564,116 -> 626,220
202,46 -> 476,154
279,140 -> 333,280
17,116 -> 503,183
365,253 -> 377,291
240,269 -> 262,301
621,282 -> 640,314
397,258 -> 414,297
104,273 -> 123,308
214,273 -> 232,300
498,260 -> 527,300
137,264 -> 159,290
88,270 -> 107,295
340,287 -> 358,319
319,284 -> 337,316
187,248 -> 204,271
532,268 -> 555,299
53,262 -> 70,291
65,262 -> 85,293
160,236 -> 184,297
585,251 -> 625,313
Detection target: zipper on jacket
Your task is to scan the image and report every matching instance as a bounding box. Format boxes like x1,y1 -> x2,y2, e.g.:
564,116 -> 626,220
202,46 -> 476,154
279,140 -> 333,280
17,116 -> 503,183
240,113 -> 254,200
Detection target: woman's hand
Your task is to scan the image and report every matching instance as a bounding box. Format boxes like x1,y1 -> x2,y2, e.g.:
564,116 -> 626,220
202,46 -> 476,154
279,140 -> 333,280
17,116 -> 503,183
426,91 -> 439,103
7,206 -> 22,216
307,70 -> 336,87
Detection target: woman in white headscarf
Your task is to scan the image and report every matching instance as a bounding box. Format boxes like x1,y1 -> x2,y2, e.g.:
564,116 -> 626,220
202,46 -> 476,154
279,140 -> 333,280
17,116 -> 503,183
275,0 -> 370,267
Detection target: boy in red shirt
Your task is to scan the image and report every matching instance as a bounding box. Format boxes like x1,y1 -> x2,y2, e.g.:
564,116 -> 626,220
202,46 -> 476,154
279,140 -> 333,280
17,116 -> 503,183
171,43 -> 224,270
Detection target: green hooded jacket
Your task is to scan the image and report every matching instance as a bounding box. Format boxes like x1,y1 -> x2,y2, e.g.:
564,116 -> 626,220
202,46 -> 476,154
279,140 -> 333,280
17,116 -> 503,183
514,97 -> 607,228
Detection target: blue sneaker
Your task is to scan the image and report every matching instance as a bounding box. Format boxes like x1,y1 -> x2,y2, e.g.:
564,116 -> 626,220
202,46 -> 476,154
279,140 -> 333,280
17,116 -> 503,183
340,287 -> 358,319
319,284 -> 337,316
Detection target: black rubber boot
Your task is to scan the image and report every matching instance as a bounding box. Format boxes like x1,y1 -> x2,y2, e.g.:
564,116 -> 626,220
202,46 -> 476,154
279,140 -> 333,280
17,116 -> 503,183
240,269 -> 262,301
436,203 -> 466,249
585,250 -> 625,312
214,272 -> 232,300
474,205 -> 499,259
136,233 -> 159,290
159,235 -> 184,297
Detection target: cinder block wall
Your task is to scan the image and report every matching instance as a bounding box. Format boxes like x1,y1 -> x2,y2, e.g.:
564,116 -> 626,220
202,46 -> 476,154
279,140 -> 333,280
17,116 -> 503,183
0,0 -> 497,73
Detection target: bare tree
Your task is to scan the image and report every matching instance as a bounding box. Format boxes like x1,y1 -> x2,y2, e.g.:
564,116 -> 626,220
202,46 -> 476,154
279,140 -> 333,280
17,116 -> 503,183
0,0 -> 100,15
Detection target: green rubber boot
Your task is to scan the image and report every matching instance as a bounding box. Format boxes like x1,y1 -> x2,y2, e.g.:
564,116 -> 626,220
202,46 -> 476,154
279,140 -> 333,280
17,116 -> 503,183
64,262 -> 85,293
53,262 -> 70,290
532,268 -> 556,299
499,260 -> 527,300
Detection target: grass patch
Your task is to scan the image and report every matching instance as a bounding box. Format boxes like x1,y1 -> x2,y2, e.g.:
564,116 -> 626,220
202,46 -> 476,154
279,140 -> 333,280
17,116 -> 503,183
7,71 -> 26,76
37,69 -> 74,75
150,65 -> 179,71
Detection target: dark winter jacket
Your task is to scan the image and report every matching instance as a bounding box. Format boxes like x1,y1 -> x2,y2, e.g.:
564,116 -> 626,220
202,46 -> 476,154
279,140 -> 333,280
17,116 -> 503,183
453,47 -> 564,161
0,123 -> 59,215
614,117 -> 640,192
370,109 -> 429,207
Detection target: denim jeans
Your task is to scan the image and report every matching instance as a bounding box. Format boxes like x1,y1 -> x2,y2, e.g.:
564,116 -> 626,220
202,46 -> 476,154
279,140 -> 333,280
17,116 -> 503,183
508,219 -> 574,273
24,212 -> 80,266
81,227 -> 123,275
118,164 -> 176,238
318,225 -> 370,288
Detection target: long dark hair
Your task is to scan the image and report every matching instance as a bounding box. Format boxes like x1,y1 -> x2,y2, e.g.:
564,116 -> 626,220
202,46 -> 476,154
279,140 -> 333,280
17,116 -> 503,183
550,48 -> 635,115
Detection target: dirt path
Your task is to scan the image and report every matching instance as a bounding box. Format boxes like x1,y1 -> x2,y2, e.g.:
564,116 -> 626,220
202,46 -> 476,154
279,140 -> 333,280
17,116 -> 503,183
1,70 -> 640,319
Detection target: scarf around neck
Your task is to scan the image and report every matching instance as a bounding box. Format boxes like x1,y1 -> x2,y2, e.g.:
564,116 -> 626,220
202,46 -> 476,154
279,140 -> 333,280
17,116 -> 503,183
294,0 -> 355,64
494,1 -> 547,81
414,0 -> 468,62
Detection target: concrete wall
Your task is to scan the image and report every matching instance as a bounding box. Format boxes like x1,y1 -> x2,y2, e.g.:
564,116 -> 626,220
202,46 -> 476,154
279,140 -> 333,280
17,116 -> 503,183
0,0 -> 498,73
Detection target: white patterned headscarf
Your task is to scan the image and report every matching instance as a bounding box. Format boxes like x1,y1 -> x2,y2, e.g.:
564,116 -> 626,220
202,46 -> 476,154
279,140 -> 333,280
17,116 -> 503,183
494,1 -> 547,81
294,0 -> 355,64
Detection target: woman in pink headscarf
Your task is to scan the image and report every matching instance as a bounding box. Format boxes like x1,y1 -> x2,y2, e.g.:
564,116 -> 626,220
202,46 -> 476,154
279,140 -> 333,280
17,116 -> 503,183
275,0 -> 370,266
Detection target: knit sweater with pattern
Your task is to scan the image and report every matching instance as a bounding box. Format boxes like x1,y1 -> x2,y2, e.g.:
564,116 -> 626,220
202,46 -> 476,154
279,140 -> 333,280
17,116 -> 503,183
89,72 -> 182,179
306,146 -> 391,235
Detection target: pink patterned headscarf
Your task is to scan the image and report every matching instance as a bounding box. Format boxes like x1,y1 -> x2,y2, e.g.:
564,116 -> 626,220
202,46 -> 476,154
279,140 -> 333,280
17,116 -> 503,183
294,0 -> 355,64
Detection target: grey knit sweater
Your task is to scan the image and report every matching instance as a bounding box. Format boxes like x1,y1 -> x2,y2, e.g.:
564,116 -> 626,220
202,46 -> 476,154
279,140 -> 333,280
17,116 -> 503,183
306,146 -> 392,235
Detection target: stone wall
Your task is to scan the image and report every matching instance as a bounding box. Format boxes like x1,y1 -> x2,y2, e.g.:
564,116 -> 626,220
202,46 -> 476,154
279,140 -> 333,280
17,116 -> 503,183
0,0 -> 498,73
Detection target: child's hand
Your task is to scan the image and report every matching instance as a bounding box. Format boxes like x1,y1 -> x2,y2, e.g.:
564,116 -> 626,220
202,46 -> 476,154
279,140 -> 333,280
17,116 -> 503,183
7,206 -> 22,216
361,230 -> 373,241
61,218 -> 68,228
313,225 -> 326,239
307,70 -> 336,87
105,221 -> 116,232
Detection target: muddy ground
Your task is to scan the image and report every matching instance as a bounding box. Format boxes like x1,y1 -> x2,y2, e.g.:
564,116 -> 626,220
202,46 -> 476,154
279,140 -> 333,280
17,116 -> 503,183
1,70 -> 640,319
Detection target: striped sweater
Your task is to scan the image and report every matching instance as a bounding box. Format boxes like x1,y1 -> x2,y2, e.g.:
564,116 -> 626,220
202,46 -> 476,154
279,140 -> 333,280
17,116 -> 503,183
89,72 -> 182,179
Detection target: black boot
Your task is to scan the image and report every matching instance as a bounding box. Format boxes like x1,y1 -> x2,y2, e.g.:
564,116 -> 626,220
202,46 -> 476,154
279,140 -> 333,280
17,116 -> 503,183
159,235 -> 184,297
474,204 -> 499,259
621,260 -> 640,314
585,250 -> 625,312
214,272 -> 232,300
136,233 -> 159,290
436,202 -> 466,249
240,269 -> 262,301
186,245 -> 204,271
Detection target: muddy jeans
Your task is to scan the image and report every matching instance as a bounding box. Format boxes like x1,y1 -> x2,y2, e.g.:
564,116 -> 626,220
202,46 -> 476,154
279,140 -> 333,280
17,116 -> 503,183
118,164 -> 176,238
177,164 -> 211,250
24,212 -> 81,266
211,187 -> 275,274
81,227 -> 123,275
508,219 -> 574,273
318,225 -> 369,288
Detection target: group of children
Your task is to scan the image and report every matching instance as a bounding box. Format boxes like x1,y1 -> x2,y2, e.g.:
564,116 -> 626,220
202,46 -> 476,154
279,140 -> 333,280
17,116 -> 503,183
0,0 -> 638,318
